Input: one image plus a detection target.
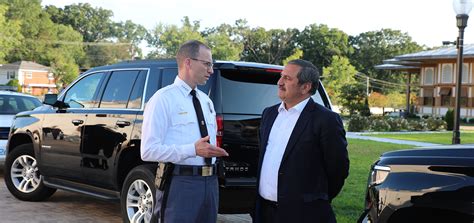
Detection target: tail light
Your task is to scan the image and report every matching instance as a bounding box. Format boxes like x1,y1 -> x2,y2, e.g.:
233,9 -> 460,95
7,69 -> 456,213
216,114 -> 223,147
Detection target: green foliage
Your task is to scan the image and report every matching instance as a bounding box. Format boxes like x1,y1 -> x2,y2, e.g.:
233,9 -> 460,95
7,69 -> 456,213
282,48 -> 303,65
339,84 -> 368,115
385,118 -> 409,131
322,55 -> 357,104
6,79 -> 20,91
347,115 -> 370,132
240,27 -> 298,65
147,17 -> 204,58
46,3 -> 114,42
113,20 -> 148,59
425,117 -> 447,131
444,109 -> 454,131
408,119 -> 427,131
201,20 -> 246,61
0,4 -> 22,63
386,92 -> 406,109
365,132 -> 474,145
370,118 -> 390,131
298,24 -> 353,72
349,29 -> 423,94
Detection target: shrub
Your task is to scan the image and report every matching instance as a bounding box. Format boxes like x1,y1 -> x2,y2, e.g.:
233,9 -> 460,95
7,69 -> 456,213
444,109 -> 454,130
348,115 -> 370,132
370,119 -> 390,132
408,119 -> 427,131
426,117 -> 447,131
386,118 -> 409,131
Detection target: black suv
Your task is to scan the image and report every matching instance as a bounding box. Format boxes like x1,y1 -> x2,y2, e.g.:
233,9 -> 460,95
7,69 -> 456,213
358,144 -> 474,223
4,60 -> 333,222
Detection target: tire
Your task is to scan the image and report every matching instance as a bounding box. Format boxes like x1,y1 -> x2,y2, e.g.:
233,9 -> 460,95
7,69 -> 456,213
4,143 -> 56,201
121,164 -> 157,223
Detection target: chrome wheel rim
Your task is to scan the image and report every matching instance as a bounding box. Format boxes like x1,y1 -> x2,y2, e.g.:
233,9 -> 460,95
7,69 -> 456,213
126,179 -> 153,223
10,154 -> 41,193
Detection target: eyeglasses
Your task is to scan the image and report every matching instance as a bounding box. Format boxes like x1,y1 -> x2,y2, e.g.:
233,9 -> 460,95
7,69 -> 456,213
190,58 -> 213,68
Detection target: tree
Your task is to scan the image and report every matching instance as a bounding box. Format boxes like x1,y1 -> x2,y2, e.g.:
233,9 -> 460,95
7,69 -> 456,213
349,29 -> 423,93
46,3 -> 114,42
297,24 -> 353,73
1,0 -> 84,84
112,20 -> 148,59
201,21 -> 245,61
339,83 -> 368,115
0,4 -> 22,63
240,27 -> 298,65
6,79 -> 20,91
147,17 -> 204,58
322,55 -> 357,104
282,48 -> 303,65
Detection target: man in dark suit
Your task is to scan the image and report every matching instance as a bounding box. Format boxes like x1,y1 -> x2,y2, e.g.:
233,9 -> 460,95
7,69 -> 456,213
255,59 -> 349,223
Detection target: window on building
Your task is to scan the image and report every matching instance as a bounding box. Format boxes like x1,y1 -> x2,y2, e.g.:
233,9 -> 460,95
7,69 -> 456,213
7,71 -> 15,79
26,72 -> 32,79
424,67 -> 434,85
441,64 -> 453,83
439,87 -> 452,106
48,72 -> 54,80
423,88 -> 434,106
461,63 -> 469,83
461,87 -> 468,107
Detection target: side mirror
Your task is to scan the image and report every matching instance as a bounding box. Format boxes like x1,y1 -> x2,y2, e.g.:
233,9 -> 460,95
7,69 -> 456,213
43,94 -> 58,106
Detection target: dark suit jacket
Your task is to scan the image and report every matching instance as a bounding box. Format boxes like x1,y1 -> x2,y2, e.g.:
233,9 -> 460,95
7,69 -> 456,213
255,98 -> 349,223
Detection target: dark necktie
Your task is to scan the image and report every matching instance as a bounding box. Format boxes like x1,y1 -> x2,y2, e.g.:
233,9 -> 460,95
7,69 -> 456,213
190,89 -> 212,165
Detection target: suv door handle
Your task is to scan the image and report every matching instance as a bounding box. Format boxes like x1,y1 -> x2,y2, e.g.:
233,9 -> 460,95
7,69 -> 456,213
116,120 -> 131,128
72,119 -> 84,126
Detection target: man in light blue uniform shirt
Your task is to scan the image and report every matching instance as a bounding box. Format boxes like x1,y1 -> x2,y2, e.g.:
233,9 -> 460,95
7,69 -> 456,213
141,40 -> 229,222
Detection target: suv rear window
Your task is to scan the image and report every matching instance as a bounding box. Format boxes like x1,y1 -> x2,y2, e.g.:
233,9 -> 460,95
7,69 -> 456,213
220,68 -> 327,115
221,69 -> 281,115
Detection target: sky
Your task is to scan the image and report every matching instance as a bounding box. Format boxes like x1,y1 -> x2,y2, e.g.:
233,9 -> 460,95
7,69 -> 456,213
40,0 -> 474,49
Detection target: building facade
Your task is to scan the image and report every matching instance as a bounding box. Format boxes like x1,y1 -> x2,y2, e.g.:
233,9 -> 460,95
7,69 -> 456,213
0,61 -> 57,96
382,45 -> 474,118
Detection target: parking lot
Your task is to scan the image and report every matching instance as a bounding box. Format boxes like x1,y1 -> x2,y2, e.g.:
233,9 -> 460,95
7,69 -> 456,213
0,168 -> 251,222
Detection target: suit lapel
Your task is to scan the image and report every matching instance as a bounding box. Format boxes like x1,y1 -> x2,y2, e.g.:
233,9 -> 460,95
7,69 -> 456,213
280,98 -> 316,164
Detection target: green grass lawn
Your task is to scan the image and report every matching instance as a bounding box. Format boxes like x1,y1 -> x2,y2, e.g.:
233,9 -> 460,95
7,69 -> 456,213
332,139 -> 413,223
362,132 -> 474,144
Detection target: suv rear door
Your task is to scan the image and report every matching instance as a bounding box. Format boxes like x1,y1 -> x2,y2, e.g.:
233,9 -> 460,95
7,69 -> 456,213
81,69 -> 147,189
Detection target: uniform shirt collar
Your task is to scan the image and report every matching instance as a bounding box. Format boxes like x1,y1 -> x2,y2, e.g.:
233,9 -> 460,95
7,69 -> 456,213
278,97 -> 310,113
174,76 -> 194,97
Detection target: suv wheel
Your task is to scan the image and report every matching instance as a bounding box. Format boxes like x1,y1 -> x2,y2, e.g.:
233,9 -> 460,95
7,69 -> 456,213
4,143 -> 56,201
121,165 -> 156,223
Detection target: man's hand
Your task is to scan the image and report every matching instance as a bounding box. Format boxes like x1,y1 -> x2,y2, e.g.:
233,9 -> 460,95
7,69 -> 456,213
195,136 -> 229,158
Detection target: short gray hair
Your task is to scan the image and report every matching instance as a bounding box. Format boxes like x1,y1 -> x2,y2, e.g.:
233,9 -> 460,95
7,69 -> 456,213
287,59 -> 320,95
176,40 -> 210,66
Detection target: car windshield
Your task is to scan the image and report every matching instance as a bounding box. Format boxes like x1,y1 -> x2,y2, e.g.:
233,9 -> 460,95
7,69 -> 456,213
0,95 -> 42,114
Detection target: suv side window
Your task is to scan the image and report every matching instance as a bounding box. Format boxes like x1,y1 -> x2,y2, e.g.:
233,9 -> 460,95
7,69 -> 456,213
127,70 -> 147,109
161,69 -> 178,87
100,70 -> 140,109
64,72 -> 105,108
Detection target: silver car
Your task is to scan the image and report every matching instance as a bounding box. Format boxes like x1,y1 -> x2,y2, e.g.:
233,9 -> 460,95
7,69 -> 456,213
0,91 -> 42,165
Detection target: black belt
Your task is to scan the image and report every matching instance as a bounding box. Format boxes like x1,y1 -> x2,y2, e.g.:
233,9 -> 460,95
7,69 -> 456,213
172,164 -> 216,176
261,198 -> 278,208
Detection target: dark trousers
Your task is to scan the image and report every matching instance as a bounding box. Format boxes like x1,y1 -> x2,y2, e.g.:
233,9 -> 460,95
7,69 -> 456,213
260,197 -> 278,223
153,175 -> 218,223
